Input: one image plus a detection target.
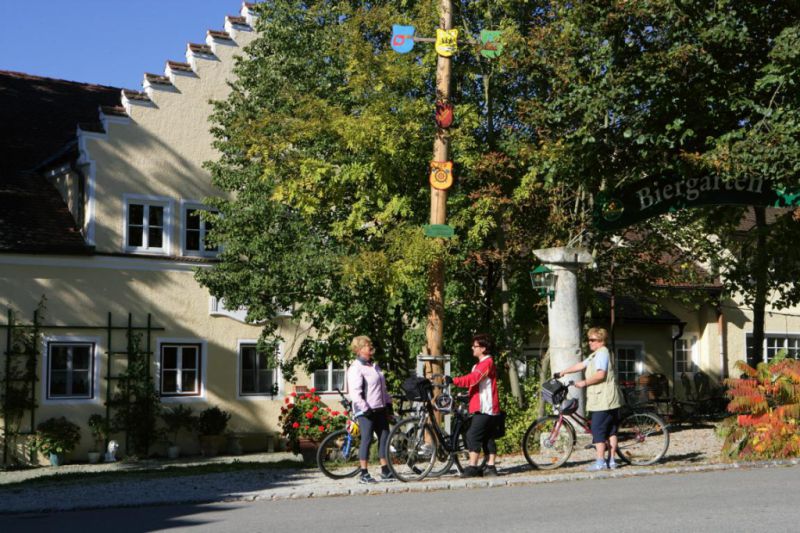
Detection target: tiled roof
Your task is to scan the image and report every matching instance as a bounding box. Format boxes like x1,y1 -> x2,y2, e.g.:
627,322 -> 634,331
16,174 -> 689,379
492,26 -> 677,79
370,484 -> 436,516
0,70 -> 121,175
226,15 -> 248,26
144,73 -> 172,85
0,71 -> 119,253
122,89 -> 150,101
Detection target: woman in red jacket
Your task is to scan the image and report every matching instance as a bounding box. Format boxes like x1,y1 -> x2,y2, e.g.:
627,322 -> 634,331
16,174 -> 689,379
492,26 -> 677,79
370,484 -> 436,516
446,333 -> 500,478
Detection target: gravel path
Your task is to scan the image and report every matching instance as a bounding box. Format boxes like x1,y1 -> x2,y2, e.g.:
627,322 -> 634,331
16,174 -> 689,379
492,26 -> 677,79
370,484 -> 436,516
0,424 -> 754,514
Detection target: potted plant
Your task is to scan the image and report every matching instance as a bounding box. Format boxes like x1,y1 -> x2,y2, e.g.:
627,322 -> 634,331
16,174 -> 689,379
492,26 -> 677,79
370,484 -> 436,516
87,414 -> 110,464
31,416 -> 81,466
160,405 -> 196,459
196,406 -> 231,457
278,388 -> 347,463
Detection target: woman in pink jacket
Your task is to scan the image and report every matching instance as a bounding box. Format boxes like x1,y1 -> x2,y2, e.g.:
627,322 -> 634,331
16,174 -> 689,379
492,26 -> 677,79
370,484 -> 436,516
346,335 -> 394,484
446,333 -> 500,478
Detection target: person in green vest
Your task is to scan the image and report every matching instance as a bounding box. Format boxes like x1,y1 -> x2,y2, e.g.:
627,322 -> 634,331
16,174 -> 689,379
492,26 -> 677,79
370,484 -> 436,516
554,327 -> 623,471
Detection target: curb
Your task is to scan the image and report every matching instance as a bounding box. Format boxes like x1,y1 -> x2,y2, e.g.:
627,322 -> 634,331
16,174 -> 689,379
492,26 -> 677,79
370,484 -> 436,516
2,458 -> 799,514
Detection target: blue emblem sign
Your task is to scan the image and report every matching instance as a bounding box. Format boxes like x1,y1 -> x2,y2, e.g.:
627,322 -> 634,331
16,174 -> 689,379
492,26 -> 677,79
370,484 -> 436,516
391,25 -> 416,53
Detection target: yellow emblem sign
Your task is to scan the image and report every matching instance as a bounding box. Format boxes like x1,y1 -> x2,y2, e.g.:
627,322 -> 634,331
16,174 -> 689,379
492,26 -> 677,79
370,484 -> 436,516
435,29 -> 458,57
430,161 -> 454,190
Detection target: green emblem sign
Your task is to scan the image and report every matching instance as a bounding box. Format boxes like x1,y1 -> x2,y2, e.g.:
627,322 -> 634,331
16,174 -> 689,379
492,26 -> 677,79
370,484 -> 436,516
594,175 -> 800,231
479,30 -> 503,58
424,224 -> 455,238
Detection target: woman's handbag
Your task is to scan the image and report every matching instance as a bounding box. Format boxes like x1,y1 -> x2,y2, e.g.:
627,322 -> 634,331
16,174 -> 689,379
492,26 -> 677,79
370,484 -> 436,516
492,410 -> 507,439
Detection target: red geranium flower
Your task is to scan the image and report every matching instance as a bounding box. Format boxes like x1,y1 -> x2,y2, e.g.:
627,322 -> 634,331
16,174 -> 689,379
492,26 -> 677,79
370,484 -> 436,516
284,397 -> 290,404
310,387 -> 317,393
318,425 -> 325,432
331,411 -> 340,416
312,406 -> 319,412
290,392 -> 297,397
314,396 -> 321,402
292,422 -> 300,429
305,412 -> 313,419
287,403 -> 294,409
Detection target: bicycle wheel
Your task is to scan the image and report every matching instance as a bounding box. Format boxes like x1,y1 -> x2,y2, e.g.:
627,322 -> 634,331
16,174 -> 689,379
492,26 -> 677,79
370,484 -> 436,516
386,417 -> 437,482
427,438 -> 456,478
616,412 -> 669,466
316,429 -> 361,479
522,416 -> 575,469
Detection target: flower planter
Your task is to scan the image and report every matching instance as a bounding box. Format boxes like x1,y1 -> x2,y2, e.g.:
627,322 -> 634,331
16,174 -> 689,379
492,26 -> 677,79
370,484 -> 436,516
226,435 -> 243,456
167,445 -> 180,459
199,435 -> 225,457
49,453 -> 64,466
297,437 -> 319,465
87,451 -> 101,464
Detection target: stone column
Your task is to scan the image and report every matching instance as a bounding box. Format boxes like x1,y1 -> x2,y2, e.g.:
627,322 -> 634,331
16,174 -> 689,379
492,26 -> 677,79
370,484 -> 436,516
534,247 -> 593,414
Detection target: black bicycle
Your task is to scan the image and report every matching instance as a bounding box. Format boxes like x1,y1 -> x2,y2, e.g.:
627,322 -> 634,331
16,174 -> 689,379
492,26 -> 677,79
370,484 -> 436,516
316,389 -> 364,479
386,374 -> 485,482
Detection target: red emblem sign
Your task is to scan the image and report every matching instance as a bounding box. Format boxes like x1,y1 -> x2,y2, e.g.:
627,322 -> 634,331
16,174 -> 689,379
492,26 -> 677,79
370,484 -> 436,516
435,100 -> 454,129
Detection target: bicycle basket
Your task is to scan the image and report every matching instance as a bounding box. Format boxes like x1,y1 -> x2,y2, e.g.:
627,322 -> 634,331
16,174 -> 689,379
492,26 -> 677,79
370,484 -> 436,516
541,378 -> 568,406
401,376 -> 433,402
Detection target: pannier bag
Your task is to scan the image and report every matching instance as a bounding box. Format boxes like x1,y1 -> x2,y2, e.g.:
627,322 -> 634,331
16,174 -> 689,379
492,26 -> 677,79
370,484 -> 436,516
541,378 -> 568,406
401,376 -> 433,401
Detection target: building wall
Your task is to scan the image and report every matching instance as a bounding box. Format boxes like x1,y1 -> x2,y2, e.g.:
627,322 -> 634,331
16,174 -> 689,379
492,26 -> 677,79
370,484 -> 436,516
0,255 -> 322,460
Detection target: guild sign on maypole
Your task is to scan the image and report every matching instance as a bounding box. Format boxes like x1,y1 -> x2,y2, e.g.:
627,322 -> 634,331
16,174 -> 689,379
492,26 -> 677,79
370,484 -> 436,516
390,8 -> 503,376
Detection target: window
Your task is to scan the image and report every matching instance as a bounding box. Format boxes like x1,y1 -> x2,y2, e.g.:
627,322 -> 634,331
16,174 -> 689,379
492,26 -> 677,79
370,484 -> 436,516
675,337 -> 698,373
160,344 -> 201,396
747,334 -> 800,362
313,362 -> 346,393
124,196 -> 171,253
47,342 -> 94,399
239,344 -> 278,396
614,346 -> 640,386
182,204 -> 218,257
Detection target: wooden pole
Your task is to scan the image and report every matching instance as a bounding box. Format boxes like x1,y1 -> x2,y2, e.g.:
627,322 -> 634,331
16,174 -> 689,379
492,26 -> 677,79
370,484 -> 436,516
425,0 -> 453,378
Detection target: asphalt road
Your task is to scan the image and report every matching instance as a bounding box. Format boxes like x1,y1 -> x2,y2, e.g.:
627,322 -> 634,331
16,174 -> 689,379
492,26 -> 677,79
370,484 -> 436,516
3,464 -> 798,532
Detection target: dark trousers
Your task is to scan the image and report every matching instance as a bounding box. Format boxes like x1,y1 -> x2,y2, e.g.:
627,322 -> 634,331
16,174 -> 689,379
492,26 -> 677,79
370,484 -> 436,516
466,413 -> 498,455
356,408 -> 389,461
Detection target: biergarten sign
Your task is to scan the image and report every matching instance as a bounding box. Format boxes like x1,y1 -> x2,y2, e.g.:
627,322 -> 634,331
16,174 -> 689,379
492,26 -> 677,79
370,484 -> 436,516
594,175 -> 800,231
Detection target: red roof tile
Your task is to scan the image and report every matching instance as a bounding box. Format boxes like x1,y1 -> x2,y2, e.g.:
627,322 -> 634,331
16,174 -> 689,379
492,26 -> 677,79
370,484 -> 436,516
144,73 -> 172,85
208,30 -> 233,40
188,43 -> 213,55
122,89 -> 150,101
101,105 -> 127,117
166,61 -> 193,72
226,15 -> 248,26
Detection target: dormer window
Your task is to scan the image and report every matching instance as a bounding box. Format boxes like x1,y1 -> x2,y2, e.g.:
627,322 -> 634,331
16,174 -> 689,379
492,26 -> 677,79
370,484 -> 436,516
124,195 -> 172,255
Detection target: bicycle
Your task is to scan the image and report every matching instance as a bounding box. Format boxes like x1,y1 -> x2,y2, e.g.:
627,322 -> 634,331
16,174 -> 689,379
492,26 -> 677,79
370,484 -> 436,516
316,387 -> 446,479
316,389 -> 365,479
522,378 -> 670,470
386,374 -> 487,482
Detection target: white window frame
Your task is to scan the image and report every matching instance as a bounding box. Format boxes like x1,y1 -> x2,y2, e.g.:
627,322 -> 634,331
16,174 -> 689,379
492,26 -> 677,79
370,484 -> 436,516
123,194 -> 172,255
157,338 -> 207,402
746,332 -> 800,363
236,339 -> 284,400
209,296 -> 292,323
313,361 -> 347,394
41,336 -> 101,404
613,342 -> 645,385
674,336 -> 698,374
180,200 -> 219,258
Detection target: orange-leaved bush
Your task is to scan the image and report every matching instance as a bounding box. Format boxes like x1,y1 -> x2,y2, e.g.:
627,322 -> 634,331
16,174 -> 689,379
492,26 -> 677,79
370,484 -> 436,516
278,388 -> 348,452
719,355 -> 800,461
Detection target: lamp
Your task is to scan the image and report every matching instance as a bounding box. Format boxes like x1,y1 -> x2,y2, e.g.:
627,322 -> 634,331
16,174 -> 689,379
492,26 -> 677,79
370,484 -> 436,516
530,265 -> 556,299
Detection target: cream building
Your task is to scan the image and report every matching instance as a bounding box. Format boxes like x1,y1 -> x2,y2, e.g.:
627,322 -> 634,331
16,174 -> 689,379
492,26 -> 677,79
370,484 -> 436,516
0,4 -> 330,464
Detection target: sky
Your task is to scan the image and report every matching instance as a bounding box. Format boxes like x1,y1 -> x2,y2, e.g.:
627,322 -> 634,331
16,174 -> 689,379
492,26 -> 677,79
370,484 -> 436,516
0,0 -> 245,89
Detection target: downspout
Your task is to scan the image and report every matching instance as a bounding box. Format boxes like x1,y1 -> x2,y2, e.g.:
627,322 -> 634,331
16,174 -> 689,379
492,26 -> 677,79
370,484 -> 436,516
671,321 -> 686,401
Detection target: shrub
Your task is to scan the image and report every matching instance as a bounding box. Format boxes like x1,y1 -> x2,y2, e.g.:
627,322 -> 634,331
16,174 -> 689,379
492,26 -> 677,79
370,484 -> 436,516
718,354 -> 800,461
87,414 -> 111,452
31,417 -> 81,456
279,388 -> 348,451
160,405 -> 196,445
196,406 -> 231,436
495,377 -> 542,454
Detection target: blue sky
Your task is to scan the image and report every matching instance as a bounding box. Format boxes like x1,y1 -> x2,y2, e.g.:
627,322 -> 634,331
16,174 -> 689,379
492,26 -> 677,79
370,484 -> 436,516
0,0 -> 244,89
